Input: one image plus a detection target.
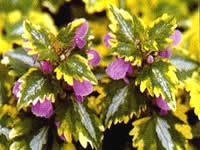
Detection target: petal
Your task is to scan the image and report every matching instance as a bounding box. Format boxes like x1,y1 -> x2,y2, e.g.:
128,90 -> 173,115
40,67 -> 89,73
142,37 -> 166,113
106,58 -> 131,80
12,81 -> 21,99
87,49 -> 101,66
146,55 -> 154,64
23,38 -> 28,43
160,109 -> 169,116
55,121 -> 60,128
55,121 -> 66,141
75,21 -> 89,38
159,47 -> 172,58
75,94 -> 84,103
73,79 -> 93,97
59,134 -> 66,141
103,32 -> 113,48
24,47 -> 31,52
76,38 -> 86,49
31,98 -> 53,118
40,60 -> 53,73
155,96 -> 170,111
169,29 -> 182,46
127,62 -> 133,74
33,54 -> 38,63
123,77 -> 130,84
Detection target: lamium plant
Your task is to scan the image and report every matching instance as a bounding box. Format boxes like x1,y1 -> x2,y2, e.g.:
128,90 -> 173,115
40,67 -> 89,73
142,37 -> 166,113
0,1 -> 199,150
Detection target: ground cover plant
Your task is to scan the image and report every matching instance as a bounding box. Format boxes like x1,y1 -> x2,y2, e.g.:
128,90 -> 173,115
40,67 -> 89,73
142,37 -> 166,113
0,0 -> 199,150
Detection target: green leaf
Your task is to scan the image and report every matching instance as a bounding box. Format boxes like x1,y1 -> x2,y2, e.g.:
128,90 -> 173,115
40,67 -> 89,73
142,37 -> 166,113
0,0 -> 35,13
148,14 -> 176,50
57,18 -> 86,46
55,54 -> 97,86
23,20 -> 58,62
2,48 -> 40,76
82,0 -> 107,14
56,99 -> 103,150
135,61 -> 178,110
10,125 -> 49,150
9,118 -> 32,139
102,80 -> 147,127
108,5 -> 144,66
0,64 -> 14,105
41,0 -> 66,13
0,125 -> 10,140
130,114 -> 186,150
29,126 -> 48,150
192,122 -> 200,138
3,19 -> 24,41
0,135 -> 10,150
17,68 -> 59,109
170,49 -> 200,81
10,140 -> 29,150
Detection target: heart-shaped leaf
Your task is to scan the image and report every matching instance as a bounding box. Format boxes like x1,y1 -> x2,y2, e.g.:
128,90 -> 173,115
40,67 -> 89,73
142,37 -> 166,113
56,99 -> 103,150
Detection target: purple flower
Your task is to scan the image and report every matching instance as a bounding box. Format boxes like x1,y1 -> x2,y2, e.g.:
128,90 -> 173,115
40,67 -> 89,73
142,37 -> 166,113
31,98 -> 53,119
159,30 -> 182,58
55,121 -> 66,141
73,79 -> 93,103
40,60 -> 53,73
12,81 -> 21,99
104,32 -> 113,48
159,47 -> 172,58
106,58 -> 133,82
33,54 -> 38,63
72,21 -> 89,49
146,55 -> 154,64
169,29 -> 182,46
155,96 -> 170,116
87,49 -> 101,66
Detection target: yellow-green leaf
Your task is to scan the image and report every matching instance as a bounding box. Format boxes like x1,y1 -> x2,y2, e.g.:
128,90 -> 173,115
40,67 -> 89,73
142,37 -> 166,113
55,54 -> 97,86
135,61 -> 178,110
17,68 -> 59,110
56,99 -> 103,150
130,114 -> 186,150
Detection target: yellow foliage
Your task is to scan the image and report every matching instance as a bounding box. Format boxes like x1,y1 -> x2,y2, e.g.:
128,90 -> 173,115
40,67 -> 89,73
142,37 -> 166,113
185,72 -> 200,119
180,12 -> 200,62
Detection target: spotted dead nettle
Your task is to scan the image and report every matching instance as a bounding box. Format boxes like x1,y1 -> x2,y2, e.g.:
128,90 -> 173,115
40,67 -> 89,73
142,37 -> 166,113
72,79 -> 93,103
31,98 -> 53,118
12,81 -> 22,99
40,60 -> 53,73
55,121 -> 66,141
146,55 -> 154,64
106,58 -> 133,83
87,49 -> 101,66
72,21 -> 89,49
104,32 -> 114,48
159,29 -> 182,58
155,96 -> 170,116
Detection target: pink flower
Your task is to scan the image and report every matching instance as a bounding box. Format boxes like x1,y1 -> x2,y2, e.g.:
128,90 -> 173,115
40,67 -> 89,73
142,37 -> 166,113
159,47 -> 172,58
169,29 -> 182,46
55,121 -> 66,141
146,55 -> 154,64
72,79 -> 93,103
72,21 -> 89,49
12,81 -> 21,99
155,96 -> 170,116
159,30 -> 182,58
40,60 -> 53,73
31,98 -> 53,118
106,58 -> 133,83
104,32 -> 113,48
87,49 -> 101,66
